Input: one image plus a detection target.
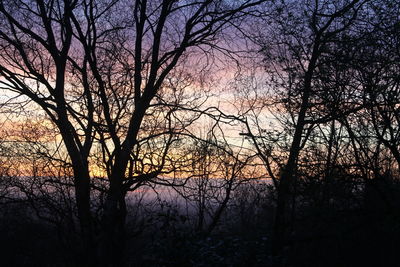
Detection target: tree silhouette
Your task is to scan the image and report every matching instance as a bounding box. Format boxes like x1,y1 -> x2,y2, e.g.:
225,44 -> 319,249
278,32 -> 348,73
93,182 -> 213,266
0,0 -> 266,264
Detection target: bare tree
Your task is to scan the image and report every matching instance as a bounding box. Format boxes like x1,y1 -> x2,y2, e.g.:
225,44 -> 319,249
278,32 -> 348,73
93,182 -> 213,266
237,0 -> 368,255
174,119 -> 262,235
0,0 -> 266,264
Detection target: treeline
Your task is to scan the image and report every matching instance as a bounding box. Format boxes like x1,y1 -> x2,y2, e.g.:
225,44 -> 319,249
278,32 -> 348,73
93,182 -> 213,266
0,0 -> 399,266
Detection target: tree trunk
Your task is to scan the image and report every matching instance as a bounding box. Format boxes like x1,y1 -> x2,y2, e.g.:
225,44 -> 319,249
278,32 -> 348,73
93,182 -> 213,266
271,121 -> 305,256
97,182 -> 127,267
72,167 -> 96,266
272,39 -> 320,256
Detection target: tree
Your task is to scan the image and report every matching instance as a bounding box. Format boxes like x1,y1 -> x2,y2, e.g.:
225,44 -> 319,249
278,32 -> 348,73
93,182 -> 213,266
176,119 -> 262,235
0,0 -> 266,265
239,0 -> 367,256
339,0 -> 400,213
